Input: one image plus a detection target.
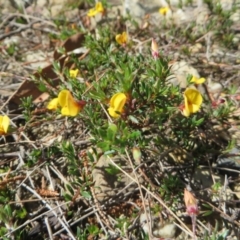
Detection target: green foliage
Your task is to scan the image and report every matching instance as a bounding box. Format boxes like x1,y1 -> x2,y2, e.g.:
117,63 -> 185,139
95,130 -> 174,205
6,43 -> 16,56
20,96 -> 34,121
76,224 -> 100,240
105,163 -> 120,175
203,221 -> 230,240
26,149 -> 42,167
159,175 -> 183,203
15,2 -> 239,239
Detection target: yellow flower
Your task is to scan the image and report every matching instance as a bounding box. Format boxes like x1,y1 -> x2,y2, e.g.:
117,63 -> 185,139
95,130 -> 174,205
69,69 -> 79,78
47,98 -> 59,110
115,32 -> 128,46
58,90 -> 85,117
159,6 -> 170,16
190,76 -> 206,84
47,90 -> 86,117
108,93 -> 127,118
0,115 -> 10,135
87,2 -> 104,17
182,88 -> 203,117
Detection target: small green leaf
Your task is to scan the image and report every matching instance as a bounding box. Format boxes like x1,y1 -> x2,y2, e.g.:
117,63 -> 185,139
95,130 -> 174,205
81,190 -> 92,200
105,164 -> 120,175
202,210 -> 213,216
107,123 -> 117,141
16,207 -> 27,219
97,141 -> 110,151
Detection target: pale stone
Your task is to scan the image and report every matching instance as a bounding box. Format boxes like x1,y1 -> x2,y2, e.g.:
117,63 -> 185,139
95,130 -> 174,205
230,10 -> 240,23
124,0 -> 161,20
168,61 -> 200,88
189,43 -> 203,53
207,79 -> 223,94
140,212 -> 176,238
92,155 -> 138,202
215,0 -> 234,10
233,183 -> 240,199
25,50 -> 52,69
194,4 -> 210,25
3,36 -> 21,47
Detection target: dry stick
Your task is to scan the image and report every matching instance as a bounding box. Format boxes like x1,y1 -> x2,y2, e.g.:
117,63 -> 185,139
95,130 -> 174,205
0,12 -> 57,29
124,149 -> 154,239
84,153 -> 113,233
90,186 -> 113,232
200,200 -> 240,228
4,201 -> 71,238
45,217 -> 54,240
92,202 -> 109,236
9,198 -> 60,204
52,209 -> 106,237
107,156 -> 193,238
0,20 -> 41,40
205,32 -> 212,61
20,183 -> 76,240
15,161 -> 46,189
222,175 -> 229,216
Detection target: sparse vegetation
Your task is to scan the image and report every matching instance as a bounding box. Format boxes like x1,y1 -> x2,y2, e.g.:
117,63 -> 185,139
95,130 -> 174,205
0,0 -> 240,239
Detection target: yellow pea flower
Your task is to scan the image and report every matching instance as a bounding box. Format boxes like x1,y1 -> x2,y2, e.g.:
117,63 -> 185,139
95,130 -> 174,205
182,88 -> 203,117
0,115 -> 10,135
47,90 -> 86,117
58,90 -> 85,117
69,69 -> 79,78
87,2 -> 104,17
115,32 -> 128,46
108,93 -> 127,118
190,76 -> 206,84
159,6 -> 170,16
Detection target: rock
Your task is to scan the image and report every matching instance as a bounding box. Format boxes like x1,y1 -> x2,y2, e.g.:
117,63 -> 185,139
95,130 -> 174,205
189,43 -> 203,53
230,10 -> 240,23
140,211 -> 177,239
92,155 -> 138,202
233,183 -> 240,199
206,78 -> 223,96
217,147 -> 240,177
124,0 -> 161,20
168,61 -> 204,91
213,0 -> 234,11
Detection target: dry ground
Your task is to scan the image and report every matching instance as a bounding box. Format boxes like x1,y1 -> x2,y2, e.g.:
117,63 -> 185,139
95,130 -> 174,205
0,0 -> 240,239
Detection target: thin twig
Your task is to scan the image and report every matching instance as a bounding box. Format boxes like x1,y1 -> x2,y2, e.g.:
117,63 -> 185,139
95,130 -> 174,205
0,20 -> 41,41
108,155 -> 193,237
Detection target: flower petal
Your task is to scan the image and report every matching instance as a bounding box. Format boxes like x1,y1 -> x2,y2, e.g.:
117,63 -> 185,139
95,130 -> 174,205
0,115 -> 10,134
95,2 -> 104,12
116,32 -> 128,45
58,90 -> 81,117
108,93 -> 127,118
62,100 -> 81,117
87,9 -> 98,17
58,90 -> 69,108
191,76 -> 206,84
47,98 -> 59,110
108,107 -> 120,118
69,69 -> 79,78
87,2 -> 104,17
159,6 -> 170,15
182,88 -> 203,117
